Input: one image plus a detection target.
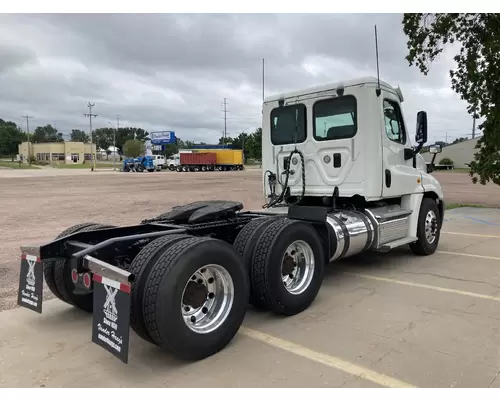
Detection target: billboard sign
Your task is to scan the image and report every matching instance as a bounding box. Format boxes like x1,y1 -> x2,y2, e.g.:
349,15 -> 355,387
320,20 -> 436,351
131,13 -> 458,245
150,131 -> 176,145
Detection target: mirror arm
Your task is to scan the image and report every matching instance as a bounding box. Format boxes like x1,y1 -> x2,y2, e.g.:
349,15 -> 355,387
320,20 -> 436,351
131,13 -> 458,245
428,153 -> 438,173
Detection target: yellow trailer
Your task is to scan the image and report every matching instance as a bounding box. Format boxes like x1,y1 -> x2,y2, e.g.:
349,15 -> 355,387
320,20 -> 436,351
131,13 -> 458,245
190,149 -> 244,171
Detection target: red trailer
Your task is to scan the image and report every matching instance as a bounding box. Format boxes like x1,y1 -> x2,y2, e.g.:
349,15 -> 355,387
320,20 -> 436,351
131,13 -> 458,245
178,152 -> 217,172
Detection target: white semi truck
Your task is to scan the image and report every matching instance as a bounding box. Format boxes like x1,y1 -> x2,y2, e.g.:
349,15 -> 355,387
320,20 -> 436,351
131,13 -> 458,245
17,76 -> 444,364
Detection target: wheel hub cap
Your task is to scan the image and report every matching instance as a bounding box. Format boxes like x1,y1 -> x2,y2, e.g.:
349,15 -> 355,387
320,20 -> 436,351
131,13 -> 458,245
181,264 -> 234,334
281,240 -> 315,295
425,210 -> 438,244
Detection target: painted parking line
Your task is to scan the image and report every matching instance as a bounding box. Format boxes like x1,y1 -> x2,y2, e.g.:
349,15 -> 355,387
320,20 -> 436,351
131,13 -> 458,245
240,326 -> 415,388
442,231 -> 500,239
346,272 -> 500,303
437,250 -> 500,261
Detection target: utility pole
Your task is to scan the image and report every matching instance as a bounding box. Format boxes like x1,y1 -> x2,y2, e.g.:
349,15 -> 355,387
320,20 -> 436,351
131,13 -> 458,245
22,115 -> 33,165
115,115 -> 120,170
262,58 -> 265,103
219,98 -> 229,146
84,102 -> 97,171
223,98 -> 227,145
472,115 -> 476,139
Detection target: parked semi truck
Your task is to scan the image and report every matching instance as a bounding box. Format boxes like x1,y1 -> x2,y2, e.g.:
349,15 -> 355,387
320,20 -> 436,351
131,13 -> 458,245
122,155 -> 162,172
17,76 -> 444,364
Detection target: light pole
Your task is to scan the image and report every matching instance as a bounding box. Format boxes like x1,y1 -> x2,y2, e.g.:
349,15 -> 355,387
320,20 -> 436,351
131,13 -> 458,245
108,122 -> 117,171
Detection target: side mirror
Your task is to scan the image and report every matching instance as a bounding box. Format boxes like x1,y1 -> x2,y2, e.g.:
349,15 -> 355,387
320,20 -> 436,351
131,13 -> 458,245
429,144 -> 442,154
415,111 -> 428,144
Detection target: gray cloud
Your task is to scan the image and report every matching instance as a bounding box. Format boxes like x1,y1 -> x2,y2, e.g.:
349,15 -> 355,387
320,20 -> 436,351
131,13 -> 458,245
0,13 -> 476,144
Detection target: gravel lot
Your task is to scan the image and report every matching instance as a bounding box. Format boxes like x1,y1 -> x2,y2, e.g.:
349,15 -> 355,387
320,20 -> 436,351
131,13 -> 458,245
0,168 -> 499,312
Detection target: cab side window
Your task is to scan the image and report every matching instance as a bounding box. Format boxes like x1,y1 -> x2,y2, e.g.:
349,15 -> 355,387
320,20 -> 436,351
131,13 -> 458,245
383,99 -> 406,145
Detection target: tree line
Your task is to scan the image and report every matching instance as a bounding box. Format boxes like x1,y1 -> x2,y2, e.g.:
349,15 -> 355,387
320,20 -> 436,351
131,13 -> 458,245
0,118 -> 263,161
402,13 -> 500,185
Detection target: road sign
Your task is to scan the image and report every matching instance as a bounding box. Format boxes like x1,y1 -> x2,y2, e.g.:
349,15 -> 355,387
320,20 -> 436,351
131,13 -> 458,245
150,131 -> 176,145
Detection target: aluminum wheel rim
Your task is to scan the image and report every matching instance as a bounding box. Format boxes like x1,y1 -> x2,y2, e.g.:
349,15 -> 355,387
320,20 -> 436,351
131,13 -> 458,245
280,240 -> 315,295
425,210 -> 438,244
181,264 -> 234,334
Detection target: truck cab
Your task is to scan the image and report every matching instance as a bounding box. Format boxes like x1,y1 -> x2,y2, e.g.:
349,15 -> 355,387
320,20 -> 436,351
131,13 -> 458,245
262,76 -> 443,205
261,76 -> 445,256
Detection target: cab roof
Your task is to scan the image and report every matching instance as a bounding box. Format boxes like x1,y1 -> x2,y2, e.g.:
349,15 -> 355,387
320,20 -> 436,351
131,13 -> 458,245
263,76 -> 402,104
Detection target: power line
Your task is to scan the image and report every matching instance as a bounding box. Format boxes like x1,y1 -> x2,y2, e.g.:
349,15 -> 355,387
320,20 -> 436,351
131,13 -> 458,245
84,102 -> 97,171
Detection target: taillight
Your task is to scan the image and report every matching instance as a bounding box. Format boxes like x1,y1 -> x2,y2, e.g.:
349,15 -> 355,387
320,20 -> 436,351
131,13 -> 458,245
71,269 -> 78,283
83,273 -> 92,289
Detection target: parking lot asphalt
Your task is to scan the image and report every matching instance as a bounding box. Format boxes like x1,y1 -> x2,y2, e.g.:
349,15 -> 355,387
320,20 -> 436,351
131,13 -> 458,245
1,207 -> 500,388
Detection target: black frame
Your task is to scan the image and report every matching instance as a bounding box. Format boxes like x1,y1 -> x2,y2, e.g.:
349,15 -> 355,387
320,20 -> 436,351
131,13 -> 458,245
382,98 -> 407,145
312,95 -> 358,141
270,103 -> 307,146
37,214 -> 269,276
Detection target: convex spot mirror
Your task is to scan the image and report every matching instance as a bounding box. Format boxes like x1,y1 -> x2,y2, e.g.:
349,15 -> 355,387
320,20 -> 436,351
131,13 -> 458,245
415,111 -> 428,144
429,144 -> 442,154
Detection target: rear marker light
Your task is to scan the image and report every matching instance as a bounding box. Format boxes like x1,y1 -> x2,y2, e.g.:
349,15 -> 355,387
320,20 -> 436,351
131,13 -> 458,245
71,269 -> 78,283
83,273 -> 91,288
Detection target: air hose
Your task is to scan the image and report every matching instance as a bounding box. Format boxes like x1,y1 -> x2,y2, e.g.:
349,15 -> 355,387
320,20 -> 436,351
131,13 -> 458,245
263,148 -> 305,208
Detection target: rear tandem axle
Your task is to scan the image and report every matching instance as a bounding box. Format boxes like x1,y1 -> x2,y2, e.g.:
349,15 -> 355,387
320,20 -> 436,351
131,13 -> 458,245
17,200 -> 328,363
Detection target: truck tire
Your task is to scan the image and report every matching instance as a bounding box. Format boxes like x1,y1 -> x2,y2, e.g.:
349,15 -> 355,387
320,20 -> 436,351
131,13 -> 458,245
128,233 -> 192,344
43,222 -> 97,303
232,217 -> 281,309
250,219 -> 325,316
53,223 -> 116,312
143,236 -> 249,360
410,198 -> 441,256
136,165 -> 145,172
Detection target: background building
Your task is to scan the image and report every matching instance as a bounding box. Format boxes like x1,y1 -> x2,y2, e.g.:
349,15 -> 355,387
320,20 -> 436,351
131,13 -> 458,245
422,138 -> 480,168
18,141 -> 97,164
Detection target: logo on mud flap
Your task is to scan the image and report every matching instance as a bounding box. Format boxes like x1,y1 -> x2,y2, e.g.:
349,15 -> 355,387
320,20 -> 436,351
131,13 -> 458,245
103,285 -> 118,322
26,256 -> 37,287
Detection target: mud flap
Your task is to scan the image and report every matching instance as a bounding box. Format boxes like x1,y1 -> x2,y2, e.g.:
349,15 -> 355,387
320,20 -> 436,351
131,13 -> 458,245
85,255 -> 133,364
17,246 -> 43,314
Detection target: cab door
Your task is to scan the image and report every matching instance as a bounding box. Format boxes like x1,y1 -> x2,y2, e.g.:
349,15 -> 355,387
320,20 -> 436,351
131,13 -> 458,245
381,94 -> 422,198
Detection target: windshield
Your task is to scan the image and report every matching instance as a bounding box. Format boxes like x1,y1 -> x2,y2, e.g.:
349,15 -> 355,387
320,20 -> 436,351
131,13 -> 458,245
270,104 -> 307,145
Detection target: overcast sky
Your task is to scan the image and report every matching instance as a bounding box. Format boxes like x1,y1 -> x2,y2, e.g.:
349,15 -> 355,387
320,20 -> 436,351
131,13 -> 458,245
0,13 -> 477,144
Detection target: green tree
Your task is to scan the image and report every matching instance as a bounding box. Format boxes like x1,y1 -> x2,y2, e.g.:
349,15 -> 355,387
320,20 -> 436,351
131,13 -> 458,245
163,143 -> 178,158
123,139 -> 145,158
440,157 -> 454,166
402,13 -> 500,185
32,124 -> 63,143
0,119 -> 26,157
246,127 -> 262,160
451,137 -> 468,145
219,135 -> 234,145
93,128 -> 113,154
70,129 -> 89,143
